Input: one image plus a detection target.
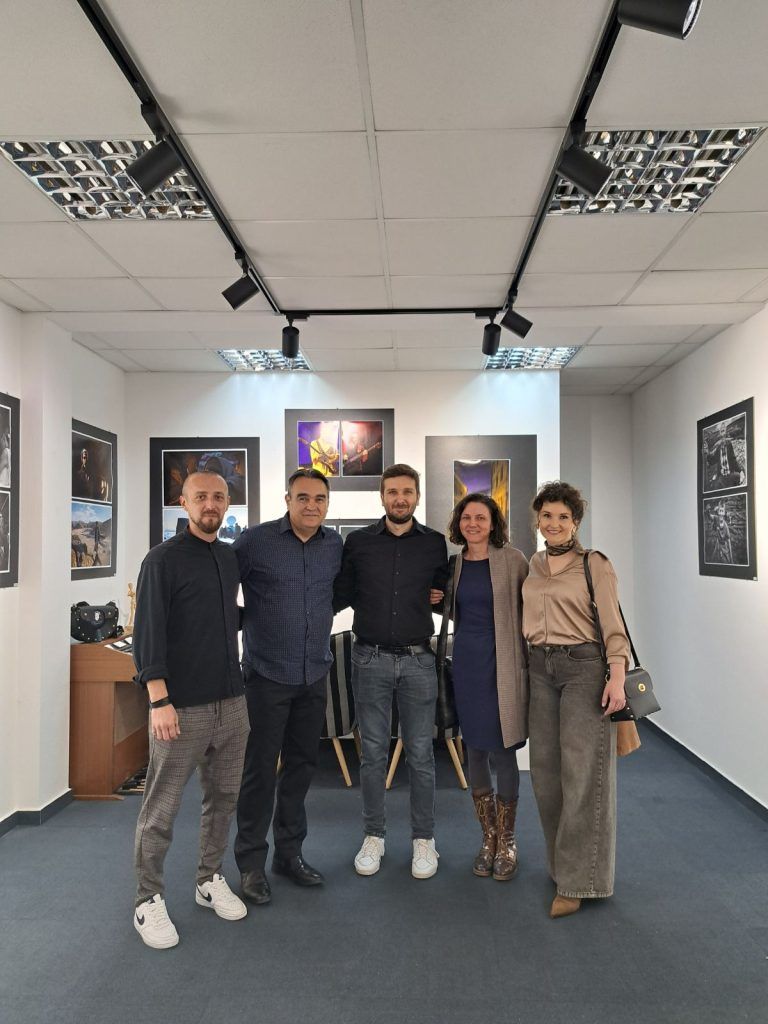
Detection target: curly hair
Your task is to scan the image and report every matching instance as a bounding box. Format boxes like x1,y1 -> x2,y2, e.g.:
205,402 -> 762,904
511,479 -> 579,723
448,492 -> 509,548
531,481 -> 587,524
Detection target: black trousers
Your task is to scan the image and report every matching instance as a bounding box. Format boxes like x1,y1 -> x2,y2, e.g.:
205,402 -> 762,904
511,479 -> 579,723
234,670 -> 327,872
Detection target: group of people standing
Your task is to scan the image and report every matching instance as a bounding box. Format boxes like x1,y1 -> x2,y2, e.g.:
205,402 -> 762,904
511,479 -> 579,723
131,462 -> 631,949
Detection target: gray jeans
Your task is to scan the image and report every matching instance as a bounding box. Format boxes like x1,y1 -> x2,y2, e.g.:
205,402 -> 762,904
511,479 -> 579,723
134,694 -> 249,906
351,641 -> 437,840
528,643 -> 617,899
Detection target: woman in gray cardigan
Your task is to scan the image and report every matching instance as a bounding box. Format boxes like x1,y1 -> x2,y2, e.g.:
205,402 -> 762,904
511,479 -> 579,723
447,493 -> 529,880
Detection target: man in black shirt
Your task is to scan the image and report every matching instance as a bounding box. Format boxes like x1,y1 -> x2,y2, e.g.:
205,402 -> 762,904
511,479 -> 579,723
334,464 -> 448,879
132,471 -> 250,949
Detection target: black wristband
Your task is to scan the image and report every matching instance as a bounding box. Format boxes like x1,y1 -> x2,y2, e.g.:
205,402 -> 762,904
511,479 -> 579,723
149,696 -> 171,709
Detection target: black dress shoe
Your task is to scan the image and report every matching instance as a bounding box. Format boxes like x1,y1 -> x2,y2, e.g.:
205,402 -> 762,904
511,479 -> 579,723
241,869 -> 272,905
272,855 -> 325,887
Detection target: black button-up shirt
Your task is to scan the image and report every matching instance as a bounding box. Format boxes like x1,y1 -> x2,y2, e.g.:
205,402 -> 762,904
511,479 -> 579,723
333,516 -> 449,645
234,514 -> 343,686
132,530 -> 244,707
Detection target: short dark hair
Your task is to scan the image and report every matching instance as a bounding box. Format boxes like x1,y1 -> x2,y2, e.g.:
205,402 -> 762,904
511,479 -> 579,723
531,481 -> 587,524
181,469 -> 228,497
287,468 -> 331,493
380,463 -> 420,496
448,492 -> 509,548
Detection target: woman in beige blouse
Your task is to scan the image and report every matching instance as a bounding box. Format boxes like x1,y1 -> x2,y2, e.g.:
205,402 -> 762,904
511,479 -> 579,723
522,481 -> 629,919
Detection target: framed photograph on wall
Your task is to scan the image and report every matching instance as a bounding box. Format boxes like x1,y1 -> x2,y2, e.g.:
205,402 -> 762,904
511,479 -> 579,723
149,437 -> 260,548
697,398 -> 756,580
0,391 -> 19,588
425,435 -> 538,558
71,419 -> 117,580
285,409 -> 394,492
325,518 -> 380,540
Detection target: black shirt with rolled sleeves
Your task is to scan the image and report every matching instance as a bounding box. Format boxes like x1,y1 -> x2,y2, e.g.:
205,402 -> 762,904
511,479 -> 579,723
132,529 -> 244,708
333,516 -> 449,645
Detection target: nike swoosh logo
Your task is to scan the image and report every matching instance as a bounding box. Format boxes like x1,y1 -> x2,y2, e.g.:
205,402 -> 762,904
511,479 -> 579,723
198,888 -> 212,902
135,913 -> 145,925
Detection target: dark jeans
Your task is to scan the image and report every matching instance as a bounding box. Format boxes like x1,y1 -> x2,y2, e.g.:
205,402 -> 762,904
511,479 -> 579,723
234,670 -> 327,872
351,641 -> 437,840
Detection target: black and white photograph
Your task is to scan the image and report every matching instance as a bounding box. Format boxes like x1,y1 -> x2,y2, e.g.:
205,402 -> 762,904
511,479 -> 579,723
150,436 -> 260,548
325,518 -> 379,539
0,491 -> 10,574
71,419 -> 117,580
72,429 -> 113,502
0,402 -> 11,489
0,391 -> 20,587
697,398 -> 756,580
286,408 -> 394,492
71,501 -> 113,570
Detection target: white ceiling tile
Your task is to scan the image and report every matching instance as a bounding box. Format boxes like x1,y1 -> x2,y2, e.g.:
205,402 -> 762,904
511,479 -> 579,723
0,279 -> 49,312
0,224 -> 125,278
394,328 -> 479,350
15,278 -> 161,312
364,0 -> 613,130
513,304 -> 763,326
655,343 -> 704,367
182,134 -> 376,220
560,367 -> 644,389
0,157 -> 69,223
395,348 -> 484,371
93,349 -> 146,372
390,276 -> 508,307
236,221 -> 383,277
386,218 -> 531,276
589,4 -> 768,128
681,325 -> 726,347
657,213 -> 768,271
307,349 -> 397,372
120,349 -> 229,372
80,221 -> 237,278
102,0 -> 364,133
705,134 -> 768,214
72,333 -> 112,352
298,331 -> 394,351
630,365 -> 669,389
93,332 -> 204,351
0,2 -> 148,137
527,214 -> 690,274
740,275 -> 768,303
138,278 -> 272,313
265,277 -> 389,308
626,270 -> 768,305
589,324 -> 699,345
570,344 -> 673,368
517,273 -> 641,307
377,130 -> 562,218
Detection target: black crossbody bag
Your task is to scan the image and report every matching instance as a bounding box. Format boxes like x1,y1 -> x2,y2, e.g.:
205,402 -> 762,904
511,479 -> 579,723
582,552 -> 660,723
435,555 -> 458,731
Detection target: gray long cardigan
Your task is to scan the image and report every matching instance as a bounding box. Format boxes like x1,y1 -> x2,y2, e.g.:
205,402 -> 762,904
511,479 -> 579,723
451,544 -> 530,748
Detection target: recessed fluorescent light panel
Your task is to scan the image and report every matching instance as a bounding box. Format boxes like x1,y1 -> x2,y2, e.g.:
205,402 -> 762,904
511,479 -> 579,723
549,127 -> 765,214
0,140 -> 213,220
217,349 -> 311,372
484,347 -> 580,370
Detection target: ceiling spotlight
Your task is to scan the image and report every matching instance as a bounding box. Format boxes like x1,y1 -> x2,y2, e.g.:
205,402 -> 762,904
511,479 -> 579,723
500,306 -> 533,340
482,321 -> 501,357
282,321 -> 300,359
222,266 -> 260,310
125,137 -> 182,194
617,0 -> 702,39
557,144 -> 612,197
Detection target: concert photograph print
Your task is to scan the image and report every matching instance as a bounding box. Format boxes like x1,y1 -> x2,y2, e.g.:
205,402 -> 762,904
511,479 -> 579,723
0,390 -> 19,587
71,419 -> 117,581
162,448 -> 247,506
697,398 -> 756,580
286,409 -> 394,492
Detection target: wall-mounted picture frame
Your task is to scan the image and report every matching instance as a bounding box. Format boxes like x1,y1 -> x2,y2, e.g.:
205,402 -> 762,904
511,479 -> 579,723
324,518 -> 380,541
149,437 -> 260,548
0,391 -> 19,588
697,398 -> 756,580
285,409 -> 394,492
425,435 -> 538,558
71,419 -> 117,580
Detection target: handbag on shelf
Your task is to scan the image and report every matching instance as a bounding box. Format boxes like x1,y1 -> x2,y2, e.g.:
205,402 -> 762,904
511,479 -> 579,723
434,555 -> 458,732
582,552 -> 661,724
70,601 -> 123,644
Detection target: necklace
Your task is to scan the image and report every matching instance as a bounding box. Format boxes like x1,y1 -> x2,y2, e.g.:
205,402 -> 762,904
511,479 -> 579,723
545,537 -> 576,556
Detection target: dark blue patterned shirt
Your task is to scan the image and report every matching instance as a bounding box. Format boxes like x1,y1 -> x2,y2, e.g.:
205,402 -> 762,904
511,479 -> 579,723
234,514 -> 343,686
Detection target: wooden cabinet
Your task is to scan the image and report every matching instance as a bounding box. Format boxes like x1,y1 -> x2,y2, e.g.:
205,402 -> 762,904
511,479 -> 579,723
69,638 -> 149,799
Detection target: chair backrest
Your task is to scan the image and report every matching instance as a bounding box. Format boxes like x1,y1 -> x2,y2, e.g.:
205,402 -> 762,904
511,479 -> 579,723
322,630 -> 355,738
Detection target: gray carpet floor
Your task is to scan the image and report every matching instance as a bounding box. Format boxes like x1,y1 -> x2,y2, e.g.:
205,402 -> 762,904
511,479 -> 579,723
1,726 -> 766,1024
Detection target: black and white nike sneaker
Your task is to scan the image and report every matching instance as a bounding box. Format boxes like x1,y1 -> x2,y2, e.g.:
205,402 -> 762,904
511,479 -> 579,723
134,894 -> 179,949
195,873 -> 247,920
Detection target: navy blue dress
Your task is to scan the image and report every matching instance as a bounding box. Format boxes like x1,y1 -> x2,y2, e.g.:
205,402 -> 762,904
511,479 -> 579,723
452,558 -> 504,750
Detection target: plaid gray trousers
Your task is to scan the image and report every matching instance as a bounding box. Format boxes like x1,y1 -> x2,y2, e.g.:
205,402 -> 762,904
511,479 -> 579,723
134,694 -> 249,906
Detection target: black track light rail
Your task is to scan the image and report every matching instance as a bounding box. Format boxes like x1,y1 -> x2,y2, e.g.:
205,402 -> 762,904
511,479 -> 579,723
75,0 -> 282,314
282,307 -> 498,319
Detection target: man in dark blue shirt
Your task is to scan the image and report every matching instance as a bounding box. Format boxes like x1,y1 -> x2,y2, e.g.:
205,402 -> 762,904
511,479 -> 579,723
234,469 -> 342,904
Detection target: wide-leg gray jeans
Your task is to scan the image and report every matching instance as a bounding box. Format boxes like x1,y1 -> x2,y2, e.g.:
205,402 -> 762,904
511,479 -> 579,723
528,643 -> 617,899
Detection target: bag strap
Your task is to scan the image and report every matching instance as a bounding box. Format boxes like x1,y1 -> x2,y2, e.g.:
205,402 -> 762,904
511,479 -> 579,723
582,550 -> 641,669
436,555 -> 457,667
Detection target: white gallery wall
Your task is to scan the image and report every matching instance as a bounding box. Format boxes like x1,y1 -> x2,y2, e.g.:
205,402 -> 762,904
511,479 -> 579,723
632,308 -> 768,808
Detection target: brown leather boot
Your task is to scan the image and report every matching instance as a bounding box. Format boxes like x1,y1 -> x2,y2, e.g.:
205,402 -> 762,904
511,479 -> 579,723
493,797 -> 519,880
471,792 -> 497,877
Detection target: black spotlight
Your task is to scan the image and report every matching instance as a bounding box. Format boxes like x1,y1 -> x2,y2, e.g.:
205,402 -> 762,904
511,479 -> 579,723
125,138 -> 182,194
500,307 -> 533,340
482,321 -> 501,356
618,0 -> 702,39
282,322 -> 300,359
557,145 -> 612,197
222,269 -> 260,311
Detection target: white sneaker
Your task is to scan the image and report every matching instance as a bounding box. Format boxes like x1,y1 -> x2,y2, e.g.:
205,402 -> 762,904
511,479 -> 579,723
412,838 -> 439,879
354,835 -> 385,876
195,873 -> 248,921
134,895 -> 179,949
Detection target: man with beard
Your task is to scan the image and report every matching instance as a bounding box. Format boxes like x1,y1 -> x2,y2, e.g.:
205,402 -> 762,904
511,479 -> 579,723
131,471 -> 250,949
334,464 -> 449,879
